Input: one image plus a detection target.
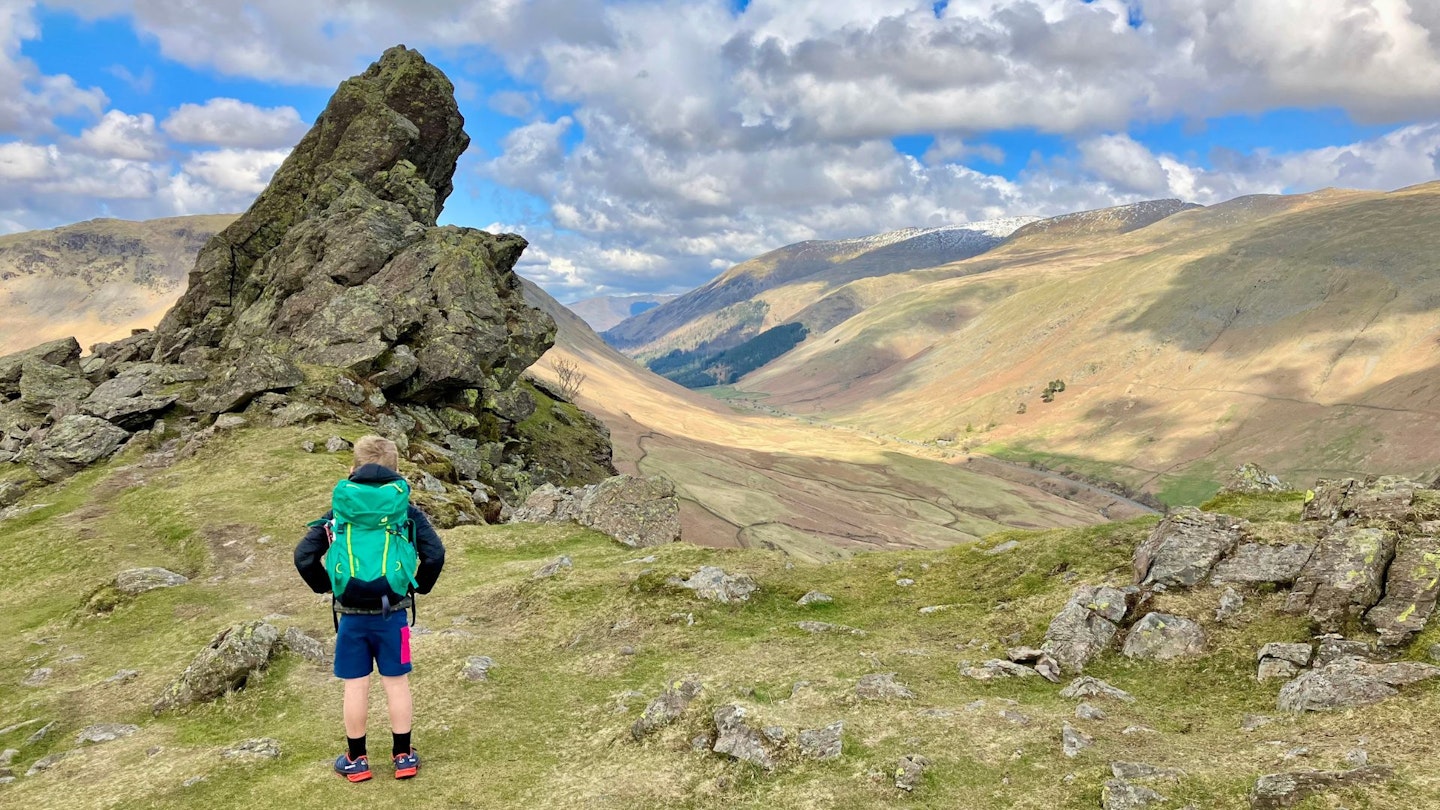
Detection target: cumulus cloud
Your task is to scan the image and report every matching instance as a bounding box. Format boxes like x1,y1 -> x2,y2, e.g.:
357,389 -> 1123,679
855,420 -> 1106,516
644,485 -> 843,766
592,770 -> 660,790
73,110 -> 164,160
0,1 -> 107,135
161,98 -> 308,148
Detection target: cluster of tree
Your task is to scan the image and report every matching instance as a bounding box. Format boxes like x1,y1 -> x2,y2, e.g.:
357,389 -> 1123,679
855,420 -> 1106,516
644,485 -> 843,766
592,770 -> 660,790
647,322 -> 809,388
1040,379 -> 1066,403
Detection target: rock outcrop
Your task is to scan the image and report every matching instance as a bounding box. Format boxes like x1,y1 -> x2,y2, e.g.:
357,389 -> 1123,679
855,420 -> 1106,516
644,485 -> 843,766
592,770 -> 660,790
1133,507 -> 1247,587
510,475 -> 681,546
153,621 -> 280,713
1284,527 -> 1397,631
1041,585 -> 1127,673
0,46 -> 615,518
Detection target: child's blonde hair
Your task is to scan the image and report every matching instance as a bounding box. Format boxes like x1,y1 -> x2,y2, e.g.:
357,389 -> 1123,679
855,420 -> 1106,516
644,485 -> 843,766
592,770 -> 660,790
353,435 -> 399,471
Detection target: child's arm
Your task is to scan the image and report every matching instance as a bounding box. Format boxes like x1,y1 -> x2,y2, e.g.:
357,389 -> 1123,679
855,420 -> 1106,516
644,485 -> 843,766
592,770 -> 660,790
409,508 -> 446,594
293,512 -> 334,594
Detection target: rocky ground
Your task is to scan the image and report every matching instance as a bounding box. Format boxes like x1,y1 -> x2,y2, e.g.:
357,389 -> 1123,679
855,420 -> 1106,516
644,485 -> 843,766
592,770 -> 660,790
3,433 -> 1439,808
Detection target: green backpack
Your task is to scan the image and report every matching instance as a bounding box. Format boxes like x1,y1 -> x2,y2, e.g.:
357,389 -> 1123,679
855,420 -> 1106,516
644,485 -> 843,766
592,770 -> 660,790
315,477 -> 420,609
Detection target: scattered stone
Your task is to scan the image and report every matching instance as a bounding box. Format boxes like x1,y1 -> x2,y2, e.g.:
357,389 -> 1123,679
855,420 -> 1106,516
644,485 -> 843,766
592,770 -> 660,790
1242,714 -> 1275,732
1112,761 -> 1184,780
1364,534 -> 1440,645
220,738 -> 281,760
1133,506 -> 1248,587
278,627 -> 328,664
22,667 -> 52,686
76,724 -> 140,745
1346,749 -> 1369,767
856,673 -> 915,701
213,414 -> 247,431
182,776 -> 206,787
712,705 -> 776,770
795,621 -> 866,636
1042,585 -> 1128,673
1122,725 -> 1157,735
25,721 -> 56,744
960,659 -> 1038,681
679,566 -> 758,604
985,540 -> 1020,555
631,678 -> 703,740
0,719 -> 41,737
896,578 -> 916,587
1217,587 -> 1245,622
153,621 -> 280,713
690,733 -> 713,753
761,726 -> 786,745
1277,657 -> 1440,712
619,646 -> 636,656
325,436 -> 351,453
1102,778 -> 1168,809
1313,634 -> 1383,666
1249,766 -> 1392,809
1211,543 -> 1314,586
1062,723 -> 1093,757
1033,654 -> 1062,683
918,604 -> 956,615
894,754 -> 929,791
532,555 -> 573,579
1006,646 -> 1045,663
0,749 -> 16,766
1060,676 -> 1136,703
1122,613 -> 1207,661
461,656 -> 495,682
25,751 -> 66,777
300,441 -> 316,453
796,591 -> 832,606
1076,703 -> 1107,721
798,721 -> 843,760
29,415 -> 130,482
114,567 -> 189,595
1000,709 -> 1032,726
1285,526 -> 1397,631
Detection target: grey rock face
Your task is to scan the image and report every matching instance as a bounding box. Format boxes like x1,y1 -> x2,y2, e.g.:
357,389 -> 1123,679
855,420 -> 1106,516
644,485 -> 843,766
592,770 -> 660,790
18,360 -> 93,415
680,566 -> 758,604
894,754 -> 929,791
1302,476 -> 1421,523
153,621 -> 280,713
1122,613 -> 1207,661
115,568 -> 189,595
1211,543 -> 1314,586
798,721 -> 843,760
1133,506 -> 1247,587
1285,526 -> 1397,631
712,705 -> 775,770
1277,657 -> 1440,712
220,738 -> 281,760
0,338 -> 80,392
631,678 -> 702,740
1364,534 -> 1440,645
30,415 -> 129,482
461,656 -> 495,682
1249,766 -> 1392,809
855,673 -> 915,701
1042,585 -> 1127,673
76,723 -> 140,745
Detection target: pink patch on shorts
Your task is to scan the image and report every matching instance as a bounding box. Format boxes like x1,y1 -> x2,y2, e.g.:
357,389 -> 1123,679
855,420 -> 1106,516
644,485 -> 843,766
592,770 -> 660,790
400,625 -> 411,665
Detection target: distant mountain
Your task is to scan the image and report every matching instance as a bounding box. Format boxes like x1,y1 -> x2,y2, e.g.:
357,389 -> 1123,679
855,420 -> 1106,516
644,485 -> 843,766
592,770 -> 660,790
740,183 -> 1440,503
602,217 -> 1038,363
566,293 -> 679,332
0,214 -> 236,353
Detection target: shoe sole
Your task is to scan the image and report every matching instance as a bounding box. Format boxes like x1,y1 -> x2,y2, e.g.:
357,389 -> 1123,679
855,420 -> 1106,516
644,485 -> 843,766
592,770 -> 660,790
395,766 -> 418,779
339,771 -> 373,783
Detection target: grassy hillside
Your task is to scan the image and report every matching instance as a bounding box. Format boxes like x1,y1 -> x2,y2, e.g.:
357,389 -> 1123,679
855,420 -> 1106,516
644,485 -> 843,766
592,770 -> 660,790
566,294 -> 680,333
1,424 -> 1436,808
741,183 -> 1440,503
0,215 -> 237,352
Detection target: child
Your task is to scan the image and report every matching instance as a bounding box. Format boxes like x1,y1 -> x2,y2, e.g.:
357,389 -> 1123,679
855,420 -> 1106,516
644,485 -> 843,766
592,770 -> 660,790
294,435 -> 446,782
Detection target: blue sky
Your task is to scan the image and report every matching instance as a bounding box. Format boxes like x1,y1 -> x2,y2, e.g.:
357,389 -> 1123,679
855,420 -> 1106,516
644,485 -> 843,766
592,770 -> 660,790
2,1 -> 1439,301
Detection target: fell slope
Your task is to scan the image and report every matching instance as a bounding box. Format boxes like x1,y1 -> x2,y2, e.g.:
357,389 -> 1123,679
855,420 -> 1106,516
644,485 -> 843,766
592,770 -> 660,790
742,183 -> 1440,502
0,215 -> 236,352
603,218 -> 1037,360
567,294 -> 679,333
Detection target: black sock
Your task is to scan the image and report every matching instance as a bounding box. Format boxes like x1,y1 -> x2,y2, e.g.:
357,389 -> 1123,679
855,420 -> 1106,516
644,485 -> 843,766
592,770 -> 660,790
347,735 -> 367,760
393,731 -> 411,756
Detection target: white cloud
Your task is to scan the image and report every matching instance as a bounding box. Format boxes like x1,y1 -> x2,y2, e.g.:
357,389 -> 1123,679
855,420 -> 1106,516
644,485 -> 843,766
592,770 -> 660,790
180,148 -> 291,195
0,1 -> 107,135
1078,134 -> 1172,196
161,98 -> 308,148
74,109 -> 164,160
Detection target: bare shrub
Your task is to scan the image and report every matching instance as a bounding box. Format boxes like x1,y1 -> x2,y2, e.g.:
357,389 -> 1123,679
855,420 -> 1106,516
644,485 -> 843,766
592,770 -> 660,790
553,358 -> 586,400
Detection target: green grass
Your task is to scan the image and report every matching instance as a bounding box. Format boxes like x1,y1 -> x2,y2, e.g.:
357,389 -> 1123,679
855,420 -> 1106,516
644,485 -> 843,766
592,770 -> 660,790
0,423 -> 1436,808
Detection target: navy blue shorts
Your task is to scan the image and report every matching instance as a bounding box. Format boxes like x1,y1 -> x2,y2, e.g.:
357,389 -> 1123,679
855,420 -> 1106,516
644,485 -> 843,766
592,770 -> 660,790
334,612 -> 412,680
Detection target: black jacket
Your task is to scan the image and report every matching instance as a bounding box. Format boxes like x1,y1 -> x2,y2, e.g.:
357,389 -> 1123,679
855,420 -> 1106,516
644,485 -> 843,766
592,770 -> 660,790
293,463 -> 446,609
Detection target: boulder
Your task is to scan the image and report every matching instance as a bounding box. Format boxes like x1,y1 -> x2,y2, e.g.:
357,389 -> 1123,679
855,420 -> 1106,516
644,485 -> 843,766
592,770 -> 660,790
1060,676 -> 1135,703
278,627 -> 329,664
711,705 -> 775,770
1210,543 -> 1314,586
894,754 -> 929,791
1111,762 -> 1183,780
513,475 -> 681,548
1277,657 -> 1440,712
1041,585 -> 1127,673
80,391 -> 178,431
960,659 -> 1038,681
798,721 -> 843,761
532,555 -> 572,579
1285,526 -> 1397,631
1102,779 -> 1167,809
195,353 -> 303,414
795,621 -> 865,636
153,621 -> 281,713
461,656 -> 495,682
0,338 -> 81,393
679,566 -> 757,604
1122,613 -> 1206,661
76,723 -> 140,745
1061,723 -> 1093,757
1364,535 -> 1440,645
115,568 -> 189,595
29,415 -> 130,482
796,591 -> 832,606
18,360 -> 94,414
631,678 -> 703,740
855,672 -> 915,701
1222,463 -> 1290,494
1249,766 -> 1392,809
1256,642 -> 1312,681
1133,506 -> 1247,587
1302,476 -> 1421,523
1216,586 -> 1245,621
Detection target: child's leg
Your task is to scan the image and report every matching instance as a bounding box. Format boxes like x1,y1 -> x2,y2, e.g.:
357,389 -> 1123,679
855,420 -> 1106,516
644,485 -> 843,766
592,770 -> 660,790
343,676 -> 371,738
381,674 -> 413,734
